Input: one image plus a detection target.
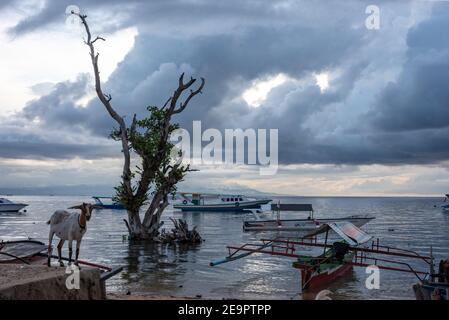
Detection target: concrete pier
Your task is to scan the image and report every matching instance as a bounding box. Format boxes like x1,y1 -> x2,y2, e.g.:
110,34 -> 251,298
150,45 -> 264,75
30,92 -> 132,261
0,264 -> 106,300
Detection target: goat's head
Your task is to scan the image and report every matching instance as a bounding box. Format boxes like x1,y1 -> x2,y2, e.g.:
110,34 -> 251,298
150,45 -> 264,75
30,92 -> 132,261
68,202 -> 99,221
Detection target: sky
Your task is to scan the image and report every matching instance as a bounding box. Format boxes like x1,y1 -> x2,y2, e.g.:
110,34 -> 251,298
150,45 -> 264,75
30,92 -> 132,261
0,0 -> 449,196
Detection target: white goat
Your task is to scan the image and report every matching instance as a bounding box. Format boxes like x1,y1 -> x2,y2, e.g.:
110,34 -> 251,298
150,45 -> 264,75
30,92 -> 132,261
46,203 -> 97,267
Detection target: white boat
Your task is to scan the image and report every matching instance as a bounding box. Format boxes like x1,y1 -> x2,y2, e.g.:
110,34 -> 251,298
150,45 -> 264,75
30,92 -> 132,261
173,192 -> 272,212
243,203 -> 374,232
0,198 -> 28,213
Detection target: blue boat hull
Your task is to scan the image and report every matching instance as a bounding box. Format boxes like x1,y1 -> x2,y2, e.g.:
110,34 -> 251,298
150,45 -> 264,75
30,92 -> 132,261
97,204 -> 126,210
173,200 -> 271,212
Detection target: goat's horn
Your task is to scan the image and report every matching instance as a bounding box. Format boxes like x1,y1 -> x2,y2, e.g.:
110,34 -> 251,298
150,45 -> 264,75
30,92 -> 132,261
68,205 -> 83,209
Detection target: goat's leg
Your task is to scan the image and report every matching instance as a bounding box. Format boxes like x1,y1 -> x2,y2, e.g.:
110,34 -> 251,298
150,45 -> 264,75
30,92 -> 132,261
57,239 -> 65,267
68,240 -> 73,265
47,231 -> 55,267
75,240 -> 81,267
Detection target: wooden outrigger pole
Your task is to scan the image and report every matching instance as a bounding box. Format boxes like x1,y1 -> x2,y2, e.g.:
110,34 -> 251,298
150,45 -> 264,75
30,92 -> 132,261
210,222 -> 432,290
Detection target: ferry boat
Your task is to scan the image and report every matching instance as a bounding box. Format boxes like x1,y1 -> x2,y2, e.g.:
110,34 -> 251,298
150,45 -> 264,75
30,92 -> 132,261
173,192 -> 272,212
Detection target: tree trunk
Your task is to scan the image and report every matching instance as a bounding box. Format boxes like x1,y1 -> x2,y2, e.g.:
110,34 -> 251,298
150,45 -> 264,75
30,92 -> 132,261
124,210 -> 149,240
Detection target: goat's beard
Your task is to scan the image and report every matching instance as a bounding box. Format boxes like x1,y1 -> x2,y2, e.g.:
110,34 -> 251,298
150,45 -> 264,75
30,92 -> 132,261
86,215 -> 91,221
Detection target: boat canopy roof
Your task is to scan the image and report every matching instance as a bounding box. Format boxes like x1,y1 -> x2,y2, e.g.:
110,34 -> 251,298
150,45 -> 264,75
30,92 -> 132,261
178,192 -> 243,196
270,203 -> 313,212
309,221 -> 372,246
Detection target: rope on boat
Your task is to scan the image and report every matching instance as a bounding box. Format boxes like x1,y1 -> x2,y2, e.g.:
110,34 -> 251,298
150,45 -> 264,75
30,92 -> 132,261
209,240 -> 276,266
39,253 -> 113,271
0,251 -> 31,264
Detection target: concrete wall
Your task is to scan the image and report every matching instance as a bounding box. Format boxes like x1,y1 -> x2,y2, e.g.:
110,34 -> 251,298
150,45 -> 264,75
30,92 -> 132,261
0,264 -> 106,300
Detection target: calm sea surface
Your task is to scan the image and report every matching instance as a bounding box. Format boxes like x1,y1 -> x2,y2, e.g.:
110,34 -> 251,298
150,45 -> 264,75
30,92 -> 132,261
1,195 -> 448,300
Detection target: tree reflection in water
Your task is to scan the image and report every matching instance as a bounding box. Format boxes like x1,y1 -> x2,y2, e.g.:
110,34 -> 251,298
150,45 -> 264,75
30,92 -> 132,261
121,241 -> 201,295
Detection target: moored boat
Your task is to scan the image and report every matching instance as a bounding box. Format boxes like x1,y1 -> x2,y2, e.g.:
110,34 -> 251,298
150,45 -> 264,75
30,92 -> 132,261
244,216 -> 374,232
0,239 -> 123,276
211,221 -> 432,292
0,198 -> 28,213
92,196 -> 125,210
0,240 -> 47,264
243,203 -> 374,232
173,192 -> 271,212
292,222 -> 371,290
442,194 -> 449,213
413,259 -> 449,300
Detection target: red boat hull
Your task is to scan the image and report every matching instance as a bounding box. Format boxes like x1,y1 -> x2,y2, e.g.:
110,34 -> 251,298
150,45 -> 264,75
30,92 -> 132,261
300,263 -> 353,290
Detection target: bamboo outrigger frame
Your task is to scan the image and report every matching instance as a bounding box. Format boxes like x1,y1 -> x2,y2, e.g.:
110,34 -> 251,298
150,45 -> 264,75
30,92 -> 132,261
210,222 -> 433,290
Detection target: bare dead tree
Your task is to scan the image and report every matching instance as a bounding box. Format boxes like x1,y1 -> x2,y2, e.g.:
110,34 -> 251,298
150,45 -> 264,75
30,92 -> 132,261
73,12 -> 205,240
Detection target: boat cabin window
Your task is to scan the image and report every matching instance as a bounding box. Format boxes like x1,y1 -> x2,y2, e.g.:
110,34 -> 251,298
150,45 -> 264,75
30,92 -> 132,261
239,198 -> 243,201
226,198 -> 230,201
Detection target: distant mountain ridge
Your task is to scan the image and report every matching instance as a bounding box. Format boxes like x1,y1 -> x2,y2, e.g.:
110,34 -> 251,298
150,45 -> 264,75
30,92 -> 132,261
0,185 -> 116,197
0,184 -> 280,197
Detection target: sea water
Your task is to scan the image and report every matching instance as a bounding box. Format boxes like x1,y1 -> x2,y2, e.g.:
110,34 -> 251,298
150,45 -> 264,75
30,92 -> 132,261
1,195 -> 448,300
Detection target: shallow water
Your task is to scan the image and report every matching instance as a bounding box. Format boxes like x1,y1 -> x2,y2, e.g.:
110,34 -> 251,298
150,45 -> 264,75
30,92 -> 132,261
1,195 -> 448,300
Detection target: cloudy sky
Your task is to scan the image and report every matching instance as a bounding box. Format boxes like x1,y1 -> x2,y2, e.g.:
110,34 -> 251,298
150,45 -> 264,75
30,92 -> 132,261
0,0 -> 448,196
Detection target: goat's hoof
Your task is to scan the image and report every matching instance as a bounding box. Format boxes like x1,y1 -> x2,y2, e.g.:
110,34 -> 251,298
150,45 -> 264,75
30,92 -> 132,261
59,261 -> 64,267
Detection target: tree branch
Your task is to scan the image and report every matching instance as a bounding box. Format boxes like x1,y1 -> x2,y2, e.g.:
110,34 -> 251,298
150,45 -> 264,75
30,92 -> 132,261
73,12 -> 133,199
173,77 -> 205,115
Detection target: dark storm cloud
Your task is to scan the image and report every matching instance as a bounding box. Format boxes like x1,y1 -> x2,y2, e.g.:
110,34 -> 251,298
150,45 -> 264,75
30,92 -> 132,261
12,0 -> 369,155
4,0 -> 449,167
6,0 -> 365,37
370,3 -> 449,132
0,126 -> 118,160
0,139 -> 116,159
22,74 -> 90,129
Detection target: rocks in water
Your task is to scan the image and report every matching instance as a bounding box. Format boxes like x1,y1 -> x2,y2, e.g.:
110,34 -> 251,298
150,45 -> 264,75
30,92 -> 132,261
159,218 -> 202,244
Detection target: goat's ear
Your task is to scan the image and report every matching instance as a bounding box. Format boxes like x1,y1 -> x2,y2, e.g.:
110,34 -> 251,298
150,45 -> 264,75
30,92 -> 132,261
68,205 -> 83,210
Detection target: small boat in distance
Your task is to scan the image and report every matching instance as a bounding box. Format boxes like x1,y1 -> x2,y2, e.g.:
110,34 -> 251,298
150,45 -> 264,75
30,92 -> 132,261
0,198 -> 28,213
442,194 -> 449,213
173,192 -> 272,212
92,196 -> 125,210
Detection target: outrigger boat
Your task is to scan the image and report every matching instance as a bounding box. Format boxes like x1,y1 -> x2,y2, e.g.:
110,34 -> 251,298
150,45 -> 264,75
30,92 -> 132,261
0,240 -> 122,280
211,221 -> 433,291
243,203 -> 374,232
413,258 -> 449,300
92,196 -> 125,210
173,192 -> 272,212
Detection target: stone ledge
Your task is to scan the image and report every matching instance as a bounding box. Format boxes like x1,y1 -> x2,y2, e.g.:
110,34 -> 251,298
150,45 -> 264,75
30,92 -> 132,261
0,264 -> 105,300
